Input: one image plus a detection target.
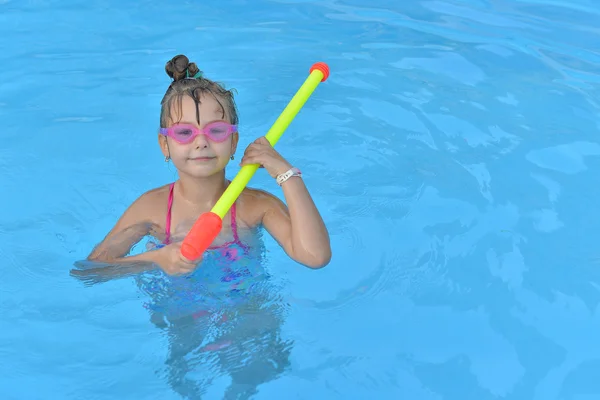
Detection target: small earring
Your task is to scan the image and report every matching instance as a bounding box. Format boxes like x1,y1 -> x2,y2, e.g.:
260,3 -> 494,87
230,155 -> 235,160
165,156 -> 170,162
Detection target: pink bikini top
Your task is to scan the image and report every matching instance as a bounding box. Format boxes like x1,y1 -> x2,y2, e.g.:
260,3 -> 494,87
164,182 -> 248,253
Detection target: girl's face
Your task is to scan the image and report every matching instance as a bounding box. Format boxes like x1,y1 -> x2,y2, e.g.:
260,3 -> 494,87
159,93 -> 238,178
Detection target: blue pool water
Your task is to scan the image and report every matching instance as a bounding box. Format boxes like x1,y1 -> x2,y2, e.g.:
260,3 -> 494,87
2,0 -> 600,398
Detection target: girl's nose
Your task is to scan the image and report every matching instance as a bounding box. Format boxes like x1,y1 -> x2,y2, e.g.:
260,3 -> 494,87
193,132 -> 209,148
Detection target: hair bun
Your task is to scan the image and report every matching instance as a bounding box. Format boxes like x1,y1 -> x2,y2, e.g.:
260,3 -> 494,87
165,54 -> 201,82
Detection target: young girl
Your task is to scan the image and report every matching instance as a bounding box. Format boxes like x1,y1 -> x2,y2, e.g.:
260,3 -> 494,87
87,54 -> 331,275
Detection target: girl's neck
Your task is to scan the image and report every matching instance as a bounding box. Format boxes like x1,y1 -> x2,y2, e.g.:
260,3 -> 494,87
176,172 -> 228,209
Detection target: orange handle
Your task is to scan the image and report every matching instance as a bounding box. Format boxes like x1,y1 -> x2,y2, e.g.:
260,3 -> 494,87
180,212 -> 223,260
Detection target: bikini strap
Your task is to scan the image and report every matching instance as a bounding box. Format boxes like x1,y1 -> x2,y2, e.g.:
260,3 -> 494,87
231,202 -> 240,243
165,182 -> 175,244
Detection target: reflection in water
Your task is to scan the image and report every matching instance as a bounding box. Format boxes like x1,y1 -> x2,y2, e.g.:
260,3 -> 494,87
72,231 -> 293,399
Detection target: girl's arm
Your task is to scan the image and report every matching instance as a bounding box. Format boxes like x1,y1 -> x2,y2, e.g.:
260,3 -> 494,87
239,136 -> 331,268
260,177 -> 331,268
88,191 -> 163,262
88,221 -> 152,261
74,190 -> 202,283
74,194 -> 164,283
70,257 -> 159,285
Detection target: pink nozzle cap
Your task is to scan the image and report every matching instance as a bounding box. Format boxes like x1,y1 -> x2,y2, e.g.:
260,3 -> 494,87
309,62 -> 330,82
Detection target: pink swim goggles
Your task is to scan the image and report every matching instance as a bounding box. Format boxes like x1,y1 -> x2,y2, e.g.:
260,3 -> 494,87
160,121 -> 237,144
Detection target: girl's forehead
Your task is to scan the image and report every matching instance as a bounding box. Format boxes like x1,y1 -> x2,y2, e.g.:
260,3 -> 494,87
181,94 -> 223,115
171,94 -> 228,124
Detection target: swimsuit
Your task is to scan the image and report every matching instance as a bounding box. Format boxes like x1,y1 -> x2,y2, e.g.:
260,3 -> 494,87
157,182 -> 250,260
140,182 -> 258,318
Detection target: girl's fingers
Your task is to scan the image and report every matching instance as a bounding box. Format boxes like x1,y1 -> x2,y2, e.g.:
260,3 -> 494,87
240,156 -> 258,165
243,146 -> 263,159
241,157 -> 268,168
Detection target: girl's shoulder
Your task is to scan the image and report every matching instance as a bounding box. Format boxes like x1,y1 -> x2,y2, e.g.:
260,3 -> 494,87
93,183 -> 173,250
141,183 -> 173,201
125,183 -> 173,222
236,186 -> 288,228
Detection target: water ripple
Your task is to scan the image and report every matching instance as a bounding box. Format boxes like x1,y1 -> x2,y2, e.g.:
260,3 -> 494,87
4,0 -> 600,398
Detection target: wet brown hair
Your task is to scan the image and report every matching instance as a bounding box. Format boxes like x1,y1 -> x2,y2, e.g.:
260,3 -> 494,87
160,54 -> 238,128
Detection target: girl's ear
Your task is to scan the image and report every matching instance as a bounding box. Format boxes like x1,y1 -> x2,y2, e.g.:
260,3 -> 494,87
230,131 -> 239,157
158,133 -> 170,158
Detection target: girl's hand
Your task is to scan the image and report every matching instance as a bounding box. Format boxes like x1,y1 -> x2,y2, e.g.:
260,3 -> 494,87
240,137 -> 292,178
156,242 -> 202,276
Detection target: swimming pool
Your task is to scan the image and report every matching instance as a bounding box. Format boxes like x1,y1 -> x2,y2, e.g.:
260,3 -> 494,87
2,0 -> 600,398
